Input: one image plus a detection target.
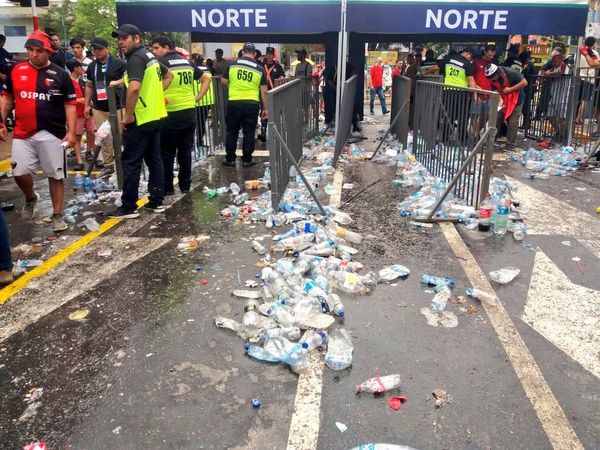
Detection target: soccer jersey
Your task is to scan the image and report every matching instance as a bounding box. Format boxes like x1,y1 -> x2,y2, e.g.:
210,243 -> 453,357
3,61 -> 76,139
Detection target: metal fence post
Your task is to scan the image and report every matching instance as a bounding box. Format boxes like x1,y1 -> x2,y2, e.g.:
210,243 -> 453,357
480,92 -> 499,205
107,86 -> 123,189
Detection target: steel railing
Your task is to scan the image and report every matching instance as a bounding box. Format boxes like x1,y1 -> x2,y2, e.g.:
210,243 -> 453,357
274,76 -> 321,141
412,80 -> 499,211
333,75 -> 358,166
267,79 -> 326,214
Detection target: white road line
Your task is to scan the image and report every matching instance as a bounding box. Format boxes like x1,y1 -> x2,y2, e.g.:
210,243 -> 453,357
214,150 -> 270,157
506,176 -> 598,238
286,168 -> 344,450
441,223 -> 584,450
0,236 -> 170,343
523,250 -> 600,379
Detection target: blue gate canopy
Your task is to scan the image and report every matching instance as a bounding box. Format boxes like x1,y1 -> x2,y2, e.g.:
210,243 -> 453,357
115,0 -> 341,33
346,0 -> 588,36
116,0 -> 587,36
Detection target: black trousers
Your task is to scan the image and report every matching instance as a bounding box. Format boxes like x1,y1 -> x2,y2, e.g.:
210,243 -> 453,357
225,100 -> 259,163
161,109 -> 196,192
121,120 -> 164,211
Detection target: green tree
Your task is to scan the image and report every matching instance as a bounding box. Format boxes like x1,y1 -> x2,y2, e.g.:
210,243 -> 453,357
40,0 -> 76,46
70,0 -> 117,43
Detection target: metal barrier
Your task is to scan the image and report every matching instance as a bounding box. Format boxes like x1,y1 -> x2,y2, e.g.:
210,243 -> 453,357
390,76 -> 411,147
570,69 -> 600,155
523,75 -> 576,145
370,76 -> 411,160
274,76 -> 320,140
107,86 -> 123,189
412,80 -> 499,213
191,75 -> 227,160
267,79 -> 326,214
333,75 -> 358,166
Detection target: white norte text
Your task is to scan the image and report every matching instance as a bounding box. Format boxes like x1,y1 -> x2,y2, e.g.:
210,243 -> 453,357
191,8 -> 268,28
426,9 -> 508,30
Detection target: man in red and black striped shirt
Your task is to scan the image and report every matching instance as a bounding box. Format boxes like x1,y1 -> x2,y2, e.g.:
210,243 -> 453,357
0,31 -> 76,232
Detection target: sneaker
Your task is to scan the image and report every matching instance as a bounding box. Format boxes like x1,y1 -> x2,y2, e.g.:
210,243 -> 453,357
257,133 -> 267,142
383,111 -> 390,115
0,270 -> 14,285
108,207 -> 139,219
180,188 -> 190,194
143,203 -> 165,213
164,189 -> 175,196
22,192 -> 40,219
242,160 -> 257,167
52,214 -> 68,232
1,202 -> 15,211
99,168 -> 115,178
95,161 -> 105,169
72,163 -> 85,171
222,160 -> 236,167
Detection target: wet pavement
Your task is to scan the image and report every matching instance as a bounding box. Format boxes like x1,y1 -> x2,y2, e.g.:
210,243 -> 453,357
0,118 -> 599,449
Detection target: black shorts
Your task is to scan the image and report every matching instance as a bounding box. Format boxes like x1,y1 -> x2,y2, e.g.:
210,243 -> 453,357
579,80 -> 596,101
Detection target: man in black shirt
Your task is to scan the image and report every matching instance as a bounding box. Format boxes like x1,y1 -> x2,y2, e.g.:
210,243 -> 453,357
258,46 -> 285,141
48,32 -> 67,69
486,63 -> 528,147
84,37 -> 127,177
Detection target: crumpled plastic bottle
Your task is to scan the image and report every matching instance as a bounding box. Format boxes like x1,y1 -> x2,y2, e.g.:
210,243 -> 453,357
488,267 -> 520,284
325,328 -> 353,370
355,374 -> 401,394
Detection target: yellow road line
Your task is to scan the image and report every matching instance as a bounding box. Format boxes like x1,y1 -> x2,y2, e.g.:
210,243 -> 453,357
0,196 -> 148,306
67,170 -> 101,175
0,157 -> 12,173
440,223 -> 584,450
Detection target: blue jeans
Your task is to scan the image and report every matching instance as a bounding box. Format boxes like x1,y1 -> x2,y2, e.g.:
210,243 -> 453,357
0,209 -> 12,271
370,86 -> 388,113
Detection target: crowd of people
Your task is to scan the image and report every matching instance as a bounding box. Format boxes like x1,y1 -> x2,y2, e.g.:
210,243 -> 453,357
0,27 -> 319,283
385,40 -> 597,149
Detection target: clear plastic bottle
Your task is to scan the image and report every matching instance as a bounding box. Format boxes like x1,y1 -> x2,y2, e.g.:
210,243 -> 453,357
494,204 -> 509,236
420,274 -> 456,288
379,264 -> 410,281
355,374 -> 401,394
325,328 -> 353,370
329,293 -> 345,317
233,193 -> 249,205
242,299 -> 261,334
466,287 -> 498,306
478,192 -> 492,232
327,223 -> 363,244
74,173 -> 84,191
263,336 -> 309,373
252,240 -> 267,255
229,182 -> 241,195
300,330 -> 328,351
262,326 -> 301,341
244,343 -> 279,362
304,279 -> 328,299
430,285 -> 451,312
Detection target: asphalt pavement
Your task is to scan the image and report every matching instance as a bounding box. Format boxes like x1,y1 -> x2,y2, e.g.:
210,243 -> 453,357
0,115 -> 599,450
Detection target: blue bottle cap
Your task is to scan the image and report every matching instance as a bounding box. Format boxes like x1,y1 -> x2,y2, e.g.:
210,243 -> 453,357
337,310 -> 345,317
301,342 -> 309,349
244,343 -> 250,351
251,399 -> 261,408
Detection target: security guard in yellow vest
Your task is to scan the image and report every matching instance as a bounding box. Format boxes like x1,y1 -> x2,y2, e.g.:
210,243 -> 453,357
221,42 -> 268,167
109,24 -> 173,219
151,36 -> 211,194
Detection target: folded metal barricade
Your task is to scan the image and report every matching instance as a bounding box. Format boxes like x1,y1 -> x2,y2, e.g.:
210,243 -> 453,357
411,80 -> 499,221
267,79 -> 326,215
333,75 -> 358,166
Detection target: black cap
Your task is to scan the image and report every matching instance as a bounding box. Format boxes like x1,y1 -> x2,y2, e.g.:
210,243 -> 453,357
266,46 -> 275,55
242,42 -> 256,52
65,59 -> 82,72
295,48 -> 307,54
462,47 -> 475,55
111,24 -> 142,38
215,48 -> 223,54
90,37 -> 109,49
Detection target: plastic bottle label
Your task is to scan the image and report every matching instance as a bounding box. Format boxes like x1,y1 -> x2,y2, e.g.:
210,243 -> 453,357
479,207 -> 491,220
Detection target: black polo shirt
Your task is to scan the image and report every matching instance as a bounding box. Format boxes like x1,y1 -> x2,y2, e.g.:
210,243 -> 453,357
86,55 -> 127,111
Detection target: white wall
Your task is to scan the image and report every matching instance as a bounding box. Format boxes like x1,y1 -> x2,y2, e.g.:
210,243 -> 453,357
1,17 -> 34,54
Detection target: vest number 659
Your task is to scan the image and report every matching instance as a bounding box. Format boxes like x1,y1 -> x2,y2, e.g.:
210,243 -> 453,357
237,69 -> 254,82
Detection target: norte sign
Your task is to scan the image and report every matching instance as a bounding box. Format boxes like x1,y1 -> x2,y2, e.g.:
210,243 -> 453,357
115,0 -> 342,33
346,0 -> 588,35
